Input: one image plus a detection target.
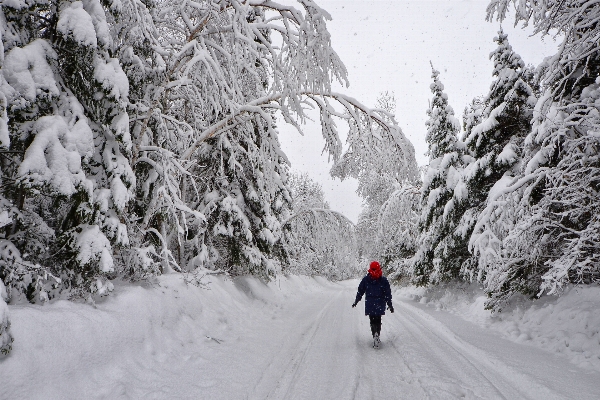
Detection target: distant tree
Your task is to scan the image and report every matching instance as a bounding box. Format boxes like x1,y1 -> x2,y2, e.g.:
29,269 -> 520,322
288,171 -> 330,213
279,172 -> 359,280
377,184 -> 421,280
332,92 -> 419,262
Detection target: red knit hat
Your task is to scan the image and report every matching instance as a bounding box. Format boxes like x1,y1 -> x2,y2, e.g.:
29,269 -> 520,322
368,261 -> 382,279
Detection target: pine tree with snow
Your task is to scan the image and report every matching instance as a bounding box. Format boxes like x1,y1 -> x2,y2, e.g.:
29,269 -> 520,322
464,30 -> 534,164
478,1 -> 600,308
412,66 -> 465,286
462,96 -> 485,141
1,0 -> 135,299
457,31 -> 536,286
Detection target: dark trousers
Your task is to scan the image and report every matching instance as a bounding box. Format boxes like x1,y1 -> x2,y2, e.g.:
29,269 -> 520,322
369,315 -> 381,337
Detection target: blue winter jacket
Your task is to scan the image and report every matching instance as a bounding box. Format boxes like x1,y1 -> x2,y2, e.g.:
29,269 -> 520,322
354,275 -> 393,316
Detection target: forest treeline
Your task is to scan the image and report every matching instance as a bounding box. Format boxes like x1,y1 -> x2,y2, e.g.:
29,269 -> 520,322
362,1 -> 600,313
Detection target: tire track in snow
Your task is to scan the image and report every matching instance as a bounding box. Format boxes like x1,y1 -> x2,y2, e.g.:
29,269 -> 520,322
264,290 -> 346,399
230,281 -> 599,399
389,305 -> 509,399
246,289 -> 343,399
342,288 -> 430,399
393,300 -> 569,399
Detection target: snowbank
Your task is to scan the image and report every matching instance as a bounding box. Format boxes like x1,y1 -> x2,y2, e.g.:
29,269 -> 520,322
0,281 -> 11,356
0,273 -> 338,399
396,283 -> 600,372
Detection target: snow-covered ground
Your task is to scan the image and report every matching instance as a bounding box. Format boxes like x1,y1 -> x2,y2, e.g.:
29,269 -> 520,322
397,283 -> 600,373
2,274 -> 600,399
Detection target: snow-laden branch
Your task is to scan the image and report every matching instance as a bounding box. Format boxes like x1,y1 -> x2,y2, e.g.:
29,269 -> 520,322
281,207 -> 354,228
180,91 -> 400,159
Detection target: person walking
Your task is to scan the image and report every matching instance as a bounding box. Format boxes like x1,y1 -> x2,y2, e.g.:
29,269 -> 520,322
352,261 -> 393,348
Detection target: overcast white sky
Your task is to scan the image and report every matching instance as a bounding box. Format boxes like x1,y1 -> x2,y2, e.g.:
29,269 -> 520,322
278,0 -> 559,223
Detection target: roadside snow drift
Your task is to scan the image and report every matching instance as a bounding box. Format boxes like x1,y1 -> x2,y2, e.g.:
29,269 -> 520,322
1,274 -> 338,398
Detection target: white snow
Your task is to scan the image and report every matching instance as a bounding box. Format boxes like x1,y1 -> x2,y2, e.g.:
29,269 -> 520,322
81,0 -> 112,48
0,210 -> 11,229
467,103 -> 506,147
111,112 -> 132,150
453,178 -> 468,202
1,0 -> 27,9
445,164 -> 460,190
487,174 -> 514,203
18,113 -> 93,196
2,275 -> 600,399
57,2 -> 98,47
0,91 -> 9,148
94,57 -> 129,100
110,176 -> 129,212
75,224 -> 114,273
496,142 -> 518,166
0,280 -> 12,355
3,39 -> 59,102
0,298 -> 10,350
398,283 -> 600,372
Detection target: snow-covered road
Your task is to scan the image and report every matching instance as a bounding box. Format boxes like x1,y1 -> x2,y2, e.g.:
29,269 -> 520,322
209,280 -> 600,400
3,276 -> 600,399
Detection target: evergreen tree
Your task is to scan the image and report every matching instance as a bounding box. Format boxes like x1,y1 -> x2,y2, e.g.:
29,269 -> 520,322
1,0 -> 135,299
480,1 -> 600,308
412,66 -> 465,285
457,31 -> 536,285
462,96 -> 485,141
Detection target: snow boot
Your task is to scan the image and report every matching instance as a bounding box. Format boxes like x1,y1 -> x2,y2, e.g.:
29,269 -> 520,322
373,333 -> 381,349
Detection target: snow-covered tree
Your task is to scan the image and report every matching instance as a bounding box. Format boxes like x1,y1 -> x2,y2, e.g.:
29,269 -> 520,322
0,0 -> 415,299
462,96 -> 485,141
124,0 -> 413,278
279,172 -> 359,280
458,31 -> 536,287
487,0 -> 600,103
377,183 -> 421,280
470,2 -> 600,309
1,0 -> 135,299
332,92 -> 419,261
287,171 -> 329,213
412,66 -> 465,285
352,169 -> 401,261
332,91 -> 419,191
